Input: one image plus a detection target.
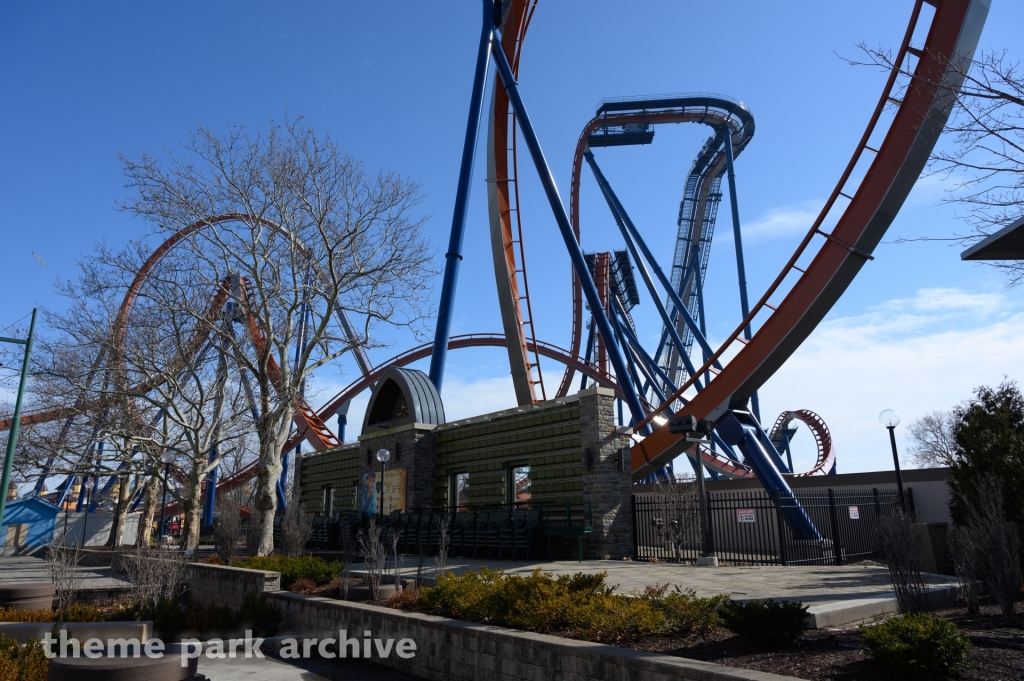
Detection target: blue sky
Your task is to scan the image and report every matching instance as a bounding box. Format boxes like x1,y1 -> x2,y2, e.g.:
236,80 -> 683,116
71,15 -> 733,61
2,1 -> 1022,474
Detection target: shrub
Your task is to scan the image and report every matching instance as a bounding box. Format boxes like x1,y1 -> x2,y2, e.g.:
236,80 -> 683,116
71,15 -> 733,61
0,635 -> 48,681
236,555 -> 343,589
186,604 -> 237,639
143,597 -> 190,641
571,594 -> 664,643
288,577 -> 319,594
860,613 -> 972,676
659,588 -> 728,637
237,592 -> 282,637
721,599 -> 809,647
0,604 -> 106,624
416,569 -> 670,643
385,587 -> 420,610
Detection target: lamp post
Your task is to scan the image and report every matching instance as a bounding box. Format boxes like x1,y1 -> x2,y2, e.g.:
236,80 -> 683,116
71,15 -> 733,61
0,308 -> 37,529
158,451 -> 175,541
376,448 -> 390,525
879,409 -> 907,512
80,478 -> 94,546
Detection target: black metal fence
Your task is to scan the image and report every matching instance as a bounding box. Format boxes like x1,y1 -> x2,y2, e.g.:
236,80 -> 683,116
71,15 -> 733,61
632,486 -> 914,566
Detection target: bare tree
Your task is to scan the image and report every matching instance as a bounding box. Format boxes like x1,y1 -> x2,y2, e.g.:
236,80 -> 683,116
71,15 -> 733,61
359,520 -> 386,601
948,523 -> 982,616
652,476 -> 701,562
118,117 -> 434,555
45,541 -> 84,612
907,410 -> 957,468
878,510 -> 927,614
954,476 -> 1021,623
848,47 -> 1024,284
433,519 -> 449,580
120,546 -> 188,610
213,496 -> 243,563
279,497 -> 312,558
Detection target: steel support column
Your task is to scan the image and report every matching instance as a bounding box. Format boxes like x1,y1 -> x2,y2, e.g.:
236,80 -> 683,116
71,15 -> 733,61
722,130 -> 760,420
490,35 -> 648,429
428,0 -> 494,392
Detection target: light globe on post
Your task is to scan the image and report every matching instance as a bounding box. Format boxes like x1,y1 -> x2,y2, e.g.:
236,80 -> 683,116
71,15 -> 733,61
81,478 -> 95,547
879,409 -> 907,511
376,449 -> 390,525
879,409 -> 900,428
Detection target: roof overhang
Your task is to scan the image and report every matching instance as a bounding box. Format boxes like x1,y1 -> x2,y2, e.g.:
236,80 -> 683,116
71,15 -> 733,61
961,216 -> 1024,260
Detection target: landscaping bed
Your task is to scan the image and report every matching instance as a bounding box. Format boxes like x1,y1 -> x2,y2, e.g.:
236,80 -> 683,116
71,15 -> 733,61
392,568 -> 1022,680
630,601 -> 1023,680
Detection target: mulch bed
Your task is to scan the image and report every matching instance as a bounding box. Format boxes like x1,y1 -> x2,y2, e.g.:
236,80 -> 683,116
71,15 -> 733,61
627,600 -> 1023,680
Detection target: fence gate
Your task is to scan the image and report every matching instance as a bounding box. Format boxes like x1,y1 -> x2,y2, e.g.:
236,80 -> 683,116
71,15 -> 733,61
632,486 -> 912,566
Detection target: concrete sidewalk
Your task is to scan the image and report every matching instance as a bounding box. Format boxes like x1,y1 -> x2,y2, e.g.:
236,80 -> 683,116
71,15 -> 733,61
0,556 -> 129,600
349,558 -> 961,628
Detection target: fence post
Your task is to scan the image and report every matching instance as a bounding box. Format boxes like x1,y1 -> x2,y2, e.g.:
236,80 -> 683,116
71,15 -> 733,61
705,491 -> 716,557
906,487 -> 915,520
631,496 -> 639,561
773,492 -> 788,566
827,488 -> 843,566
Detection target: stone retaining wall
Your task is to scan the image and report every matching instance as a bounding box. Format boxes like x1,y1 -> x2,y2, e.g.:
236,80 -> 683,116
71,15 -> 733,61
268,591 -> 795,681
186,563 -> 280,608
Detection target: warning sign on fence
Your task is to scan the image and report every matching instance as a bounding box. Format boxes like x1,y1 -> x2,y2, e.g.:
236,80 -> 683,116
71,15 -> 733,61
849,506 -> 860,519
737,508 -> 756,523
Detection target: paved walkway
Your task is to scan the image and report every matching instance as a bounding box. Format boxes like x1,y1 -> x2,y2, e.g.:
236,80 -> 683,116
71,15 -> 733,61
0,556 -> 127,593
357,558 -> 956,604
199,653 -> 417,680
349,558 -> 961,628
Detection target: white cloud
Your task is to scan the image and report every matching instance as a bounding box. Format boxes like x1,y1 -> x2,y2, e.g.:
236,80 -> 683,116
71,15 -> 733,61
759,287 -> 1024,474
724,199 -> 823,243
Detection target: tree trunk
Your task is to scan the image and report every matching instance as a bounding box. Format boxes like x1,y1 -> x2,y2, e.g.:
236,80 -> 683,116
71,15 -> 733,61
106,475 -> 132,547
136,473 -> 161,547
254,449 -> 283,556
182,470 -> 204,552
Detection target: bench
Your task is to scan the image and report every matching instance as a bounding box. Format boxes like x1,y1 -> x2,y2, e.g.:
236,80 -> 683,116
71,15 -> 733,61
545,501 -> 593,562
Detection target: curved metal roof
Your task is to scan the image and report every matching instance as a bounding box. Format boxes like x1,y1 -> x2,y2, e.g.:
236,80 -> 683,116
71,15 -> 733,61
361,367 -> 446,434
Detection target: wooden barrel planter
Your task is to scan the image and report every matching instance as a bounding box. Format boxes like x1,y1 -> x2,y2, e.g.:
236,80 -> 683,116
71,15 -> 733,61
0,583 -> 55,611
47,644 -> 199,681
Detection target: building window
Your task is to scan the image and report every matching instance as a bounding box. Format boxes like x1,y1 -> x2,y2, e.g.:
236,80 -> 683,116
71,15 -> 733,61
508,464 -> 531,507
450,471 -> 470,510
323,486 -> 337,516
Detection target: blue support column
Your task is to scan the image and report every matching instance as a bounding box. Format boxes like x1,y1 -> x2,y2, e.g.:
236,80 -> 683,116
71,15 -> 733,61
428,0 -> 494,392
489,36 -> 648,430
587,151 -> 704,390
337,413 -> 346,443
721,129 -> 760,421
584,151 -> 721,370
579,320 -> 595,390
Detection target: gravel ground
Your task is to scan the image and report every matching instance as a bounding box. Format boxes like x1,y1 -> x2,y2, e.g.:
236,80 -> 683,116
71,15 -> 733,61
629,601 -> 1024,680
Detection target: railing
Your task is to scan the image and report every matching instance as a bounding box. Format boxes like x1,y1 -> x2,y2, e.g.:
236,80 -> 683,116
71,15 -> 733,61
632,487 -> 913,566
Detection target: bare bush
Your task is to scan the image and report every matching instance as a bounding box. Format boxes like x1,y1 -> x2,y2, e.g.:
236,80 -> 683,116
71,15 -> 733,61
358,520 -> 386,601
120,546 -> 188,609
954,477 -> 1021,623
653,477 -> 701,561
386,528 -> 404,591
45,541 -> 84,611
434,517 -> 450,579
213,497 -> 243,564
948,524 -> 983,615
244,517 -> 264,558
878,510 -> 927,614
280,501 -> 313,558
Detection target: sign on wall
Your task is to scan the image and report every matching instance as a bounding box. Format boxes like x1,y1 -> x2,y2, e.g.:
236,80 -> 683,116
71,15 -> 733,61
383,468 -> 408,514
360,469 -> 408,515
736,508 -> 756,523
360,472 -> 378,515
